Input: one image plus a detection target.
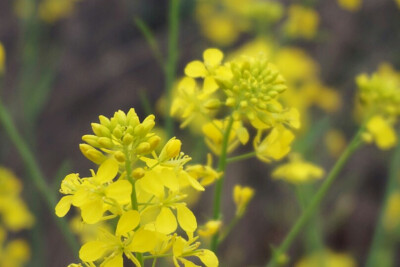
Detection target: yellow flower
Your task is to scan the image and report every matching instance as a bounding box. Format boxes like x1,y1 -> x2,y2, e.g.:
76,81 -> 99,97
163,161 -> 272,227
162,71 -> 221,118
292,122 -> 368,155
0,228 -> 30,267
38,0 -> 79,23
185,154 -> 223,186
337,0 -> 362,12
172,235 -> 219,267
253,126 -> 295,162
0,42 -> 5,74
198,220 -> 222,237
0,167 -> 34,231
56,159 -> 132,224
284,5 -> 319,39
364,115 -> 397,150
202,119 -> 248,155
233,185 -> 254,216
272,154 -> 325,184
296,249 -> 356,267
383,191 -> 400,231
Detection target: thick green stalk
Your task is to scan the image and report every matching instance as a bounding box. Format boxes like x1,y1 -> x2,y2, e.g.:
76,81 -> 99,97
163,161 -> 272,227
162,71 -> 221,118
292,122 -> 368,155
0,100 -> 79,256
365,140 -> 400,267
210,117 -> 235,252
266,128 -> 364,267
164,0 -> 180,138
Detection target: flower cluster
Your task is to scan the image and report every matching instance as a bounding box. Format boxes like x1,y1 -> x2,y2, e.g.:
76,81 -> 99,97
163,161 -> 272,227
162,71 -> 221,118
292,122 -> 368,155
56,109 -> 218,267
356,63 -> 400,149
172,48 -> 300,161
0,167 -> 34,267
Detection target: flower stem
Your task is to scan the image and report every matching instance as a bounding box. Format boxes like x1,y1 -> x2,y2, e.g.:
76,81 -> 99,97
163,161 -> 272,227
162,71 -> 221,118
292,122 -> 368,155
164,0 -> 180,138
123,148 -> 143,266
365,140 -> 400,267
266,128 -> 364,267
226,151 -> 257,164
0,99 -> 79,256
210,116 -> 235,252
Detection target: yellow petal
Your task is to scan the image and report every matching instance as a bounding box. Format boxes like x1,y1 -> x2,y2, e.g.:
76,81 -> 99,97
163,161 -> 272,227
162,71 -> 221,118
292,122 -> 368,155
203,48 -> 223,67
55,195 -> 73,217
176,205 -> 197,233
185,61 -> 207,77
129,229 -> 157,252
79,241 -> 107,262
196,249 -> 219,267
236,126 -> 249,145
155,207 -> 177,234
366,115 -> 397,150
160,168 -> 179,191
72,189 -> 91,207
105,180 -> 132,205
116,210 -> 140,236
138,170 -> 164,199
81,199 -> 103,224
96,158 -> 119,183
203,77 -> 219,93
103,252 -> 123,267
172,236 -> 185,257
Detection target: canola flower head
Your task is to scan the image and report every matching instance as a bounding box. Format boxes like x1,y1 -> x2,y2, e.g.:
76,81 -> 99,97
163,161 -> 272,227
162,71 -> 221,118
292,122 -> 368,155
57,109 -> 219,266
198,220 -> 222,237
356,63 -> 400,150
38,0 -> 80,23
0,228 -> 31,267
272,153 -> 325,184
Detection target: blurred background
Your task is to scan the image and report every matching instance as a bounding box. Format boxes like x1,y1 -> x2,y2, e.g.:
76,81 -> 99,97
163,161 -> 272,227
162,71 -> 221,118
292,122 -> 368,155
0,0 -> 400,266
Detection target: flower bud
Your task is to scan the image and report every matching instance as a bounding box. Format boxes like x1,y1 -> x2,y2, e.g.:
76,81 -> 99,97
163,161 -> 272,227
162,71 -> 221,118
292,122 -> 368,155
132,168 -> 145,179
114,151 -> 126,162
160,138 -> 181,161
79,144 -> 106,165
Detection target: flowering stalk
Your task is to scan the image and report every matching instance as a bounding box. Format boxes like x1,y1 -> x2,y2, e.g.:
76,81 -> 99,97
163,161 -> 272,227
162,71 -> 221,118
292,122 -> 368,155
266,127 -> 364,267
0,99 -> 80,256
365,140 -> 400,267
210,116 -> 234,251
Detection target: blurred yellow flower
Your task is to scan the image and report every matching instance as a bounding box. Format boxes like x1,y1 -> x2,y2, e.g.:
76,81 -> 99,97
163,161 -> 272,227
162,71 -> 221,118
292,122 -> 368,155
233,185 -> 254,217
0,228 -> 30,267
284,5 -> 319,39
337,0 -> 362,12
364,115 -> 397,150
383,191 -> 400,231
39,0 -> 79,23
296,249 -> 356,267
272,154 -> 325,184
198,220 -> 222,237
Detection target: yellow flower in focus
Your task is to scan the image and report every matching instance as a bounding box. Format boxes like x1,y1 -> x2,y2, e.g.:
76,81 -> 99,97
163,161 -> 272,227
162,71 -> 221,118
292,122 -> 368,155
233,185 -> 254,217
198,220 -> 222,237
253,126 -> 295,163
272,154 -> 325,184
0,42 -> 5,74
39,0 -> 79,23
284,5 -> 319,40
296,249 -> 356,267
186,154 -> 223,186
337,0 -> 362,12
325,129 -> 347,158
383,191 -> 400,231
364,115 -> 397,150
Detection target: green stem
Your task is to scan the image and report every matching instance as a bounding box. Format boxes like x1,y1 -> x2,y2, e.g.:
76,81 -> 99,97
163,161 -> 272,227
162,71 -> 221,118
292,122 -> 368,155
365,140 -> 400,267
266,128 -> 364,267
0,100 -> 79,256
164,0 -> 180,138
210,116 -> 235,252
123,148 -> 143,265
226,151 -> 257,164
218,215 -> 242,244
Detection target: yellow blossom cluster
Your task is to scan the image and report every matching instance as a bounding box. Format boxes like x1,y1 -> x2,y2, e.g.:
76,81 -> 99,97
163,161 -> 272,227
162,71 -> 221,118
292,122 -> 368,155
356,63 -> 400,150
172,48 -> 300,162
56,109 -> 219,267
284,5 -> 319,40
296,249 -> 356,267
0,167 -> 34,267
195,0 -> 283,46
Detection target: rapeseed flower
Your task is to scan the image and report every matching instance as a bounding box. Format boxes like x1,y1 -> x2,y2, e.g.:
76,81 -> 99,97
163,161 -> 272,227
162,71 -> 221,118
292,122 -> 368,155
38,0 -> 79,23
284,5 -> 319,40
233,185 -> 254,217
337,0 -> 362,12
296,249 -> 356,267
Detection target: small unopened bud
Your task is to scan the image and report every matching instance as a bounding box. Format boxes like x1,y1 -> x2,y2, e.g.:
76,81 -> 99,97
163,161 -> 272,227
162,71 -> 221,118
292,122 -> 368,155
225,97 -> 236,107
113,126 -> 123,139
148,135 -> 161,150
114,151 -> 126,162
98,115 -> 111,127
132,168 -> 145,179
160,138 -> 181,161
233,185 -> 254,217
122,133 -> 134,146
136,142 -> 151,154
98,137 -> 113,149
91,123 -> 110,137
82,135 -> 99,147
203,99 -> 221,110
79,144 -> 106,165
